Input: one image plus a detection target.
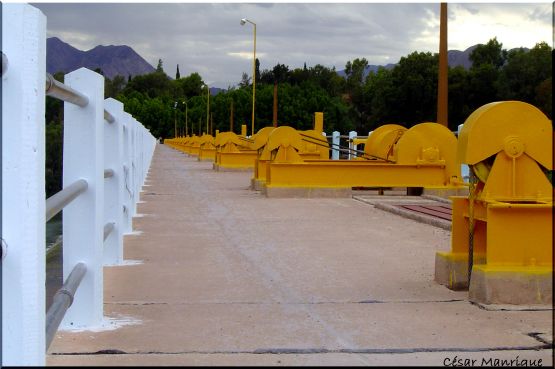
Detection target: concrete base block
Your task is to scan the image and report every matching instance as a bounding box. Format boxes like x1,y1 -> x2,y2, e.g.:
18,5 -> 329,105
264,186 -> 352,198
469,266 -> 553,305
424,187 -> 469,199
250,178 -> 265,191
213,164 -> 253,172
435,252 -> 486,291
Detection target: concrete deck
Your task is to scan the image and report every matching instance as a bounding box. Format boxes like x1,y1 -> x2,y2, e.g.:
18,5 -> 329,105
47,144 -> 553,366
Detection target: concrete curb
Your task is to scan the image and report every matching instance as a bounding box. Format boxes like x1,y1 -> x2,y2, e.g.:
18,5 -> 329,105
372,202 -> 451,231
421,194 -> 452,204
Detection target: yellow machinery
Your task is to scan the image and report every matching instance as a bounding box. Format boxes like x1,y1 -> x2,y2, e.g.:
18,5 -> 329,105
263,120 -> 465,197
186,135 -> 201,157
213,128 -> 258,171
166,135 -> 200,156
363,124 -> 406,160
251,126 -> 276,189
198,134 -> 216,161
252,113 -> 329,190
164,135 -> 189,153
435,101 -> 553,305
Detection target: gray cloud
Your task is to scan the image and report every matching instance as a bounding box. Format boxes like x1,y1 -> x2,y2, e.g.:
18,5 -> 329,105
32,2 -> 551,88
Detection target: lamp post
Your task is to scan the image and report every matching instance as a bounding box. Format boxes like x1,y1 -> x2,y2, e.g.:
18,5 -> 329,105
240,18 -> 256,136
203,84 -> 210,135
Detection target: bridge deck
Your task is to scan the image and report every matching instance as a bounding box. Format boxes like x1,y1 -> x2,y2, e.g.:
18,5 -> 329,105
47,144 -> 552,366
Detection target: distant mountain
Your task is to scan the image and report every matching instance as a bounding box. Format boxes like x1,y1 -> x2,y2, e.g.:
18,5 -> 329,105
47,37 -> 155,79
447,45 -> 478,69
209,87 -> 225,96
337,45 -> 483,79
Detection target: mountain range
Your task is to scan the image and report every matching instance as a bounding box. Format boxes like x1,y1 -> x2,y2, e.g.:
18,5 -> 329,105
336,45 -> 478,79
47,37 -> 155,79
47,37 -> 520,88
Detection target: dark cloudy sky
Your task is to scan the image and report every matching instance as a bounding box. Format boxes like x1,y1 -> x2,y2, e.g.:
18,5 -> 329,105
31,2 -> 552,88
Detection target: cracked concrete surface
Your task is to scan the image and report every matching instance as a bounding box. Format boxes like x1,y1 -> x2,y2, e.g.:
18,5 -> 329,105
47,144 -> 553,366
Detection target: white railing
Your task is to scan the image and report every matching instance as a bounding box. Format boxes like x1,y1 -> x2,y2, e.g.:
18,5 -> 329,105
322,130 -> 372,160
2,3 -> 157,366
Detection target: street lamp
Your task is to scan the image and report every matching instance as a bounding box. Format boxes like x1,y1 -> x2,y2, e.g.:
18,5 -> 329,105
240,17 -> 256,136
203,84 -> 210,135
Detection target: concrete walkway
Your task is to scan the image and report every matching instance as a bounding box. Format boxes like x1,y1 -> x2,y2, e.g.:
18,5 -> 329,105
47,144 -> 553,366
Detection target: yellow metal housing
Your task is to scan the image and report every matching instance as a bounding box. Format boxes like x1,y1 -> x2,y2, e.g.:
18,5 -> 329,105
264,122 -> 464,192
213,130 -> 258,171
198,134 -> 216,161
435,101 -> 553,305
364,124 -> 406,161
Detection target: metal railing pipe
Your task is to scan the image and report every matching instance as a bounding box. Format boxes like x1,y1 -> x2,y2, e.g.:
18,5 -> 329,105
45,73 -> 89,107
103,222 -> 115,241
45,262 -> 87,351
104,169 -> 114,178
45,179 -> 88,222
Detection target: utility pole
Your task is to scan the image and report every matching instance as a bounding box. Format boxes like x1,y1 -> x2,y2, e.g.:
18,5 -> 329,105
437,2 -> 448,127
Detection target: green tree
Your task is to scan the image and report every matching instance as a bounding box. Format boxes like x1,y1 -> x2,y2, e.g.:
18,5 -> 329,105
447,66 -> 472,128
391,51 -> 438,126
176,64 -> 181,80
465,38 -> 507,109
469,37 -> 507,69
497,42 -> 552,117
239,72 -> 251,88
105,75 -> 126,98
255,58 -> 261,84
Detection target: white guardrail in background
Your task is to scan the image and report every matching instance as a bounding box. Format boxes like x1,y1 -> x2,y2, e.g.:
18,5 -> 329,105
2,3 -> 157,365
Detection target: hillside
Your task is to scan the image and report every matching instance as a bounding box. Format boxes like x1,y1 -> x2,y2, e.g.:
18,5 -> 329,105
47,37 -> 155,79
337,45 -> 478,79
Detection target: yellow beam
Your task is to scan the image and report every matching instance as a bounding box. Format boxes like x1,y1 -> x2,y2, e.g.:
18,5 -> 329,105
265,161 -> 463,189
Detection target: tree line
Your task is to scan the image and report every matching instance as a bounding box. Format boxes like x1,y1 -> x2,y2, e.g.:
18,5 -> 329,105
45,38 -> 552,196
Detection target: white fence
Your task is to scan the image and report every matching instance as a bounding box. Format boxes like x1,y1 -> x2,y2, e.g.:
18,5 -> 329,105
2,3 -> 157,365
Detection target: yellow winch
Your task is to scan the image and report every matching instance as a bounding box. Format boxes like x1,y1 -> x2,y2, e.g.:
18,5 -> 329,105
435,101 -> 553,305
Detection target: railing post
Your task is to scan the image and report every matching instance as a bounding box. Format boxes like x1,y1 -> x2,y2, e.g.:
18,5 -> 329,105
348,131 -> 357,159
129,119 -> 135,217
132,118 -> 139,215
1,4 -> 46,365
123,113 -> 134,234
103,98 -> 124,265
332,131 -> 340,160
61,68 -> 104,329
140,126 -> 145,187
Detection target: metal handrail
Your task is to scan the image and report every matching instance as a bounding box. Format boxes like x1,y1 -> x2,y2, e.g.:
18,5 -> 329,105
45,73 -> 89,107
45,262 -> 87,351
45,179 -> 88,222
45,73 -> 115,123
103,222 -> 114,241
